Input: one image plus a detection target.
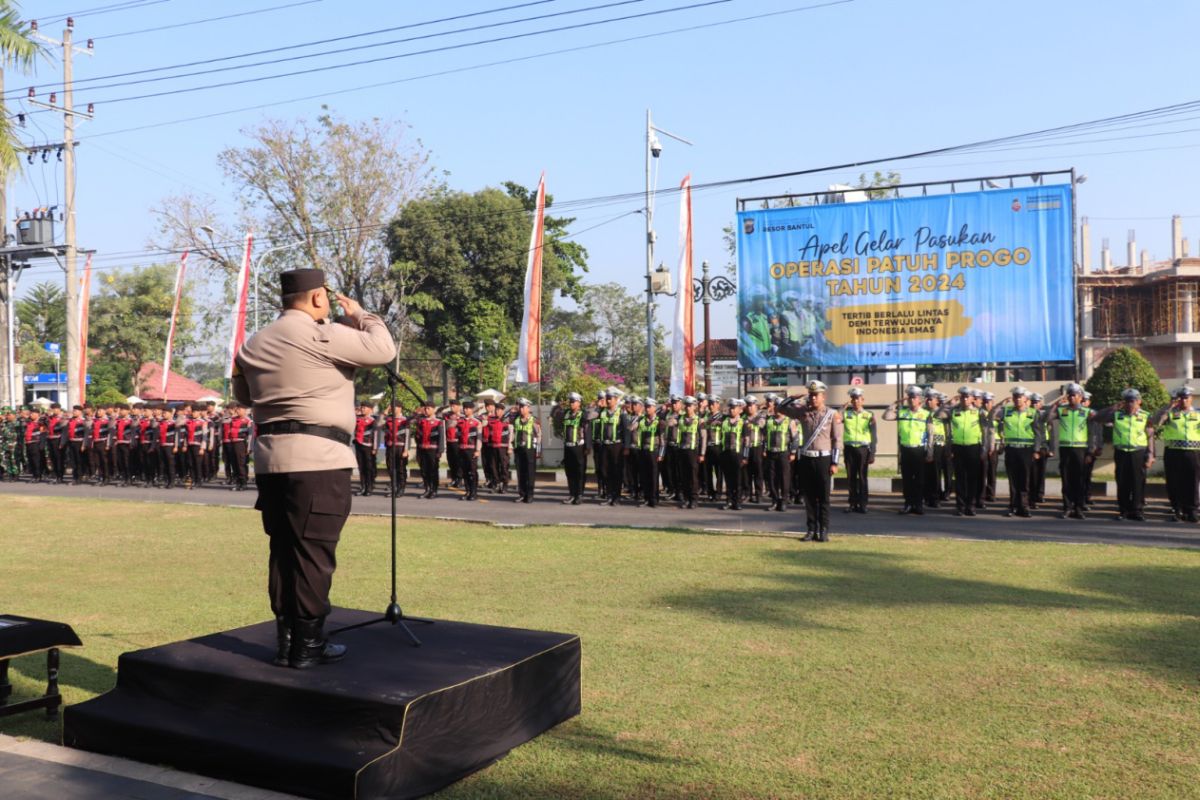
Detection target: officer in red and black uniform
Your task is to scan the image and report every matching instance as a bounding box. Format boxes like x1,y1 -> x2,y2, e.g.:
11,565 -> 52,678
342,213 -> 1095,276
23,408 -> 48,481
45,403 -> 68,483
181,405 -> 208,489
413,399 -> 445,498
226,403 -> 253,491
89,407 -> 113,485
139,406 -> 159,486
205,402 -> 222,482
157,408 -> 180,488
442,401 -> 462,488
353,402 -> 381,496
113,405 -> 137,485
456,401 -> 484,501
483,402 -> 512,493
382,403 -> 409,498
66,405 -> 89,483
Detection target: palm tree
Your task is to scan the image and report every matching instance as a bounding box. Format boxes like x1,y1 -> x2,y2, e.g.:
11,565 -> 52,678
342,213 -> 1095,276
0,2 -> 42,177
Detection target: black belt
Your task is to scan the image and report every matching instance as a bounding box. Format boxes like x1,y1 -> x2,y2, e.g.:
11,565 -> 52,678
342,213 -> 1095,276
256,420 -> 351,447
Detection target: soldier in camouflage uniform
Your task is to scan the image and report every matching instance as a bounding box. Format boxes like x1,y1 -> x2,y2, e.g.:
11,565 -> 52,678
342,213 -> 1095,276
1,408 -> 22,480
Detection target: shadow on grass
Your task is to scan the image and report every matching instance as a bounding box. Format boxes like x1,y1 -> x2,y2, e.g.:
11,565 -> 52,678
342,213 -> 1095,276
1,650 -> 116,740
1068,564 -> 1200,681
658,549 -> 1108,629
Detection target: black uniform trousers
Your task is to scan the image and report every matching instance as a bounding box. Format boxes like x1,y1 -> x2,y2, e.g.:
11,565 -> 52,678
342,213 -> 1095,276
24,442 -> 45,480
1003,446 -> 1034,513
745,449 -> 765,501
69,441 -> 88,481
923,449 -> 942,507
457,448 -> 479,498
446,437 -> 461,483
703,445 -> 723,498
1113,448 -> 1148,517
934,444 -> 953,500
417,448 -> 440,495
952,443 -> 982,512
354,442 -> 377,494
797,454 -> 832,531
141,443 -> 158,484
485,446 -> 510,490
158,446 -> 177,485
637,450 -> 659,506
114,443 -> 132,483
1030,451 -> 1048,505
384,446 -> 408,494
230,441 -> 249,486
591,441 -> 606,498
562,444 -> 585,499
513,446 -> 536,500
984,448 -> 999,502
720,450 -> 743,509
188,445 -> 206,486
602,443 -> 624,501
49,443 -> 66,481
844,445 -> 871,510
481,445 -> 497,487
677,449 -> 699,505
256,469 -> 351,621
89,442 -> 110,482
1164,448 -> 1200,516
766,451 -> 791,506
899,445 -> 927,510
1058,446 -> 1087,512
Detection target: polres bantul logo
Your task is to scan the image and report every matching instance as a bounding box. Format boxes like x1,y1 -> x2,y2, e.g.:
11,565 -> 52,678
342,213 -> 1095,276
743,218 -> 756,234
1011,198 -> 1022,212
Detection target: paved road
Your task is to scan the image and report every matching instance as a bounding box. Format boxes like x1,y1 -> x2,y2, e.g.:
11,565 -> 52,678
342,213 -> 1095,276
3,478 -> 1199,549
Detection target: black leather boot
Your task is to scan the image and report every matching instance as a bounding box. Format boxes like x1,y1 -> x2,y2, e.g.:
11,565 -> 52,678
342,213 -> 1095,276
289,617 -> 347,669
273,616 -> 292,667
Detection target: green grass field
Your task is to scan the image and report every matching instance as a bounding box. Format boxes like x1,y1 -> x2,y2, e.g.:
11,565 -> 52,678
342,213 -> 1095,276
2,496 -> 1198,798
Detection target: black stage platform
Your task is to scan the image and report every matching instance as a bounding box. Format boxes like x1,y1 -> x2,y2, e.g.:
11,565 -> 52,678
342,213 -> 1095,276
63,609 -> 581,800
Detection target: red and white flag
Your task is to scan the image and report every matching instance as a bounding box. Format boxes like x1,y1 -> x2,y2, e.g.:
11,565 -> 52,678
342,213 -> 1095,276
162,250 -> 188,396
225,232 -> 254,380
670,174 -> 695,397
77,252 -> 93,404
516,173 -> 546,385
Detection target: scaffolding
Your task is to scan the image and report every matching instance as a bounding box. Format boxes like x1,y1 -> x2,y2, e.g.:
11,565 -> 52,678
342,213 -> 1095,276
1091,285 -> 1151,338
1152,281 -> 1199,336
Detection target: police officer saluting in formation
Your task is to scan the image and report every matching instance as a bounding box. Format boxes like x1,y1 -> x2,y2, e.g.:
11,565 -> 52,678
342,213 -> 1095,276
841,386 -> 876,513
233,269 -> 396,669
884,386 -> 935,515
992,386 -> 1043,517
779,381 -> 843,541
1092,388 -> 1155,522
671,395 -> 703,509
763,395 -> 798,512
1043,383 -> 1093,520
553,392 -> 587,505
939,387 -> 990,517
1150,386 -> 1200,522
511,398 -> 541,503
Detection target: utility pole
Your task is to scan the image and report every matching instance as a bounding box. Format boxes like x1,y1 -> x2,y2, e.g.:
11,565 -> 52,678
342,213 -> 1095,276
31,19 -> 93,407
0,65 -> 10,408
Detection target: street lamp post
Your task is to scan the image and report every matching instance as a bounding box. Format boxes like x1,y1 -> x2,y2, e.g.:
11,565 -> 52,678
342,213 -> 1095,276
250,240 -> 308,330
644,109 -> 692,393
692,259 -> 736,395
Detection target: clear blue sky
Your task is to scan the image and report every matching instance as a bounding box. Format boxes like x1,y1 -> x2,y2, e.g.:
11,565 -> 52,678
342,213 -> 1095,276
11,0 -> 1200,344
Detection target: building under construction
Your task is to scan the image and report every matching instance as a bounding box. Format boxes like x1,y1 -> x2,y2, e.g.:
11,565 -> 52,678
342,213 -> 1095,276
1081,214 -> 1200,379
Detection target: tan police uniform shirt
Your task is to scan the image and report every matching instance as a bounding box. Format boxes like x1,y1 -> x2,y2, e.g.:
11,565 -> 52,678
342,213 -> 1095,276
232,308 -> 397,473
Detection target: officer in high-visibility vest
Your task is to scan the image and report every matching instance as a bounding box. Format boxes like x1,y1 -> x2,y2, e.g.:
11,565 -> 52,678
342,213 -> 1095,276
555,392 -> 587,505
703,397 -> 725,501
743,395 -> 767,505
636,398 -> 666,507
938,387 -> 990,517
841,386 -> 876,514
1150,386 -> 1200,522
718,398 -> 749,511
1092,388 -> 1155,522
1029,392 -> 1049,508
511,398 -> 542,504
924,389 -> 951,508
672,396 -> 703,509
883,385 -> 934,515
597,387 -> 625,506
1043,383 -> 1094,519
991,386 -> 1044,517
763,398 -> 797,512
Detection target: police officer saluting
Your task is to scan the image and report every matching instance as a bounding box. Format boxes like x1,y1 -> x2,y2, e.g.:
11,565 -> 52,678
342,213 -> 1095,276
884,386 -> 935,515
1043,384 -> 1094,520
233,269 -> 396,669
779,381 -> 842,541
1092,388 -> 1154,522
555,392 -> 587,505
939,387 -> 989,517
1150,386 -> 1200,522
841,386 -> 876,513
992,386 -> 1043,517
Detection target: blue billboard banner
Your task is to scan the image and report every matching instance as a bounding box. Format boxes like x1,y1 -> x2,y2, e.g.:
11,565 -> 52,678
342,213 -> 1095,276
736,184 -> 1075,368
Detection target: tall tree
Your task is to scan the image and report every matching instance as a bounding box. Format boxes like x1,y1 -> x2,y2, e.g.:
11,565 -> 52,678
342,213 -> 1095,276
15,280 -> 66,372
0,2 -> 41,177
385,182 -> 588,388
150,109 -> 439,346
578,282 -> 668,394
87,264 -> 194,394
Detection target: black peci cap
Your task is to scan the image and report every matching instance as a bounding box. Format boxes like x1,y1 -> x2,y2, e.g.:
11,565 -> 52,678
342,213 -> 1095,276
280,269 -> 325,296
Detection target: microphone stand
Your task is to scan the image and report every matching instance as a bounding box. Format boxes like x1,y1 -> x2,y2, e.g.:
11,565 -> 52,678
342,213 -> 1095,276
330,363 -> 433,646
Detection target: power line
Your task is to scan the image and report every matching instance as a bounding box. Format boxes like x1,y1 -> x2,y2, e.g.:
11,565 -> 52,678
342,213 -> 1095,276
37,0 -> 174,25
80,1 -> 852,139
91,0 -> 327,40
15,0 -> 563,95
81,0 -> 734,106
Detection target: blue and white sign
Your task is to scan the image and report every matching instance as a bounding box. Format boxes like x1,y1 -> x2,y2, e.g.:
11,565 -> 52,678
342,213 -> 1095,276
43,342 -> 60,355
736,185 -> 1075,368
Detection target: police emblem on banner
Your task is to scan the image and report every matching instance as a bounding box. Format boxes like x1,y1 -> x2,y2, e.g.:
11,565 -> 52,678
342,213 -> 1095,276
743,218 -> 755,235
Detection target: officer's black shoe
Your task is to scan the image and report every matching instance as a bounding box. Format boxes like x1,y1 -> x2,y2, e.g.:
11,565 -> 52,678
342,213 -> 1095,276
273,616 -> 293,667
1130,513 -> 1146,522
775,502 -> 786,512
571,496 -> 581,505
562,497 -> 574,504
606,499 -> 617,506
964,508 -> 976,517
1070,510 -> 1086,520
912,506 -> 924,515
801,528 -> 815,542
1017,509 -> 1031,518
523,496 -> 533,504
818,528 -> 829,542
1005,509 -> 1015,518
1112,513 -> 1124,521
855,506 -> 867,514
899,505 -> 912,515
289,618 -> 346,669
844,506 -> 854,514
1187,512 -> 1199,523
686,500 -> 696,509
